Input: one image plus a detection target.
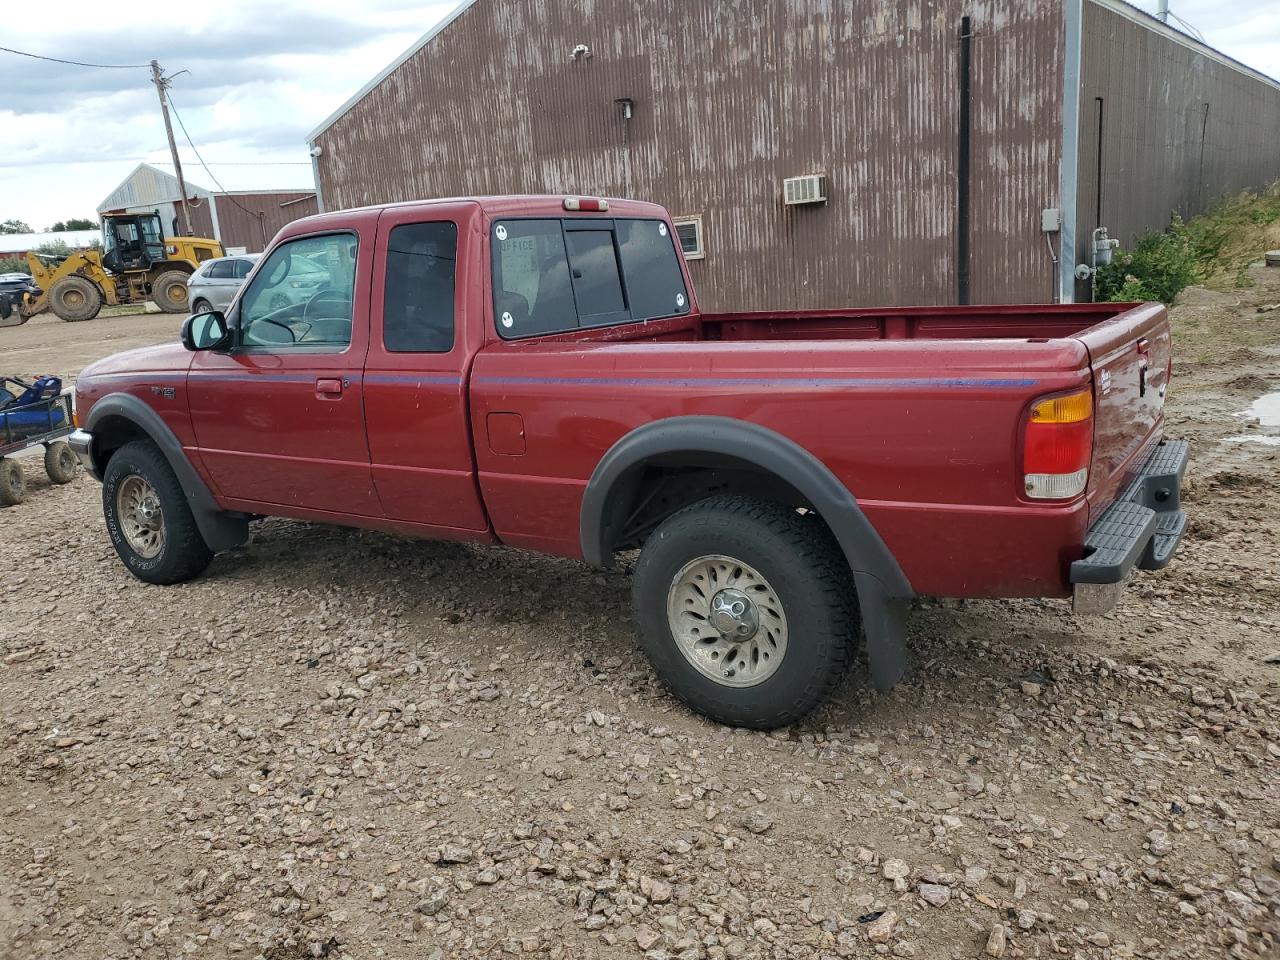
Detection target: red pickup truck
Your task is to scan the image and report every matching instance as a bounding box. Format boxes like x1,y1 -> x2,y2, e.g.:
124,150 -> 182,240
70,195 -> 1187,728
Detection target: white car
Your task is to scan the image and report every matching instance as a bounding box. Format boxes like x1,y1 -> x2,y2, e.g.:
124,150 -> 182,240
185,255 -> 261,314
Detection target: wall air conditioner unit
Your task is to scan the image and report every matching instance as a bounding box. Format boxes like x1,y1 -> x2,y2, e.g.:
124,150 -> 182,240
782,174 -> 827,206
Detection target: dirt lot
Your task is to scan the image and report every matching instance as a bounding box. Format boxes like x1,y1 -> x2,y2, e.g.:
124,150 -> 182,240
1,278 -> 1278,960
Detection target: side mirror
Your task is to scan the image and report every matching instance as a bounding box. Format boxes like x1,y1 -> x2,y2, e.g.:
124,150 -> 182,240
181,310 -> 230,351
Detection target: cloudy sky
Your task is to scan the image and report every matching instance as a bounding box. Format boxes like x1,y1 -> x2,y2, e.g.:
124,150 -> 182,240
1,0 -> 1277,234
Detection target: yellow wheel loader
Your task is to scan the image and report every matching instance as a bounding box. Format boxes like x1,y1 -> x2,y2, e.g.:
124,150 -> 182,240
20,213 -> 223,323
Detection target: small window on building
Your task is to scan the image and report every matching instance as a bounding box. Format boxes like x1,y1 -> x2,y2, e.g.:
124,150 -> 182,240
383,221 -> 457,353
672,216 -> 705,260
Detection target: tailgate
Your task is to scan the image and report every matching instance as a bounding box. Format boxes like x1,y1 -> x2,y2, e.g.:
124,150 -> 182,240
1074,302 -> 1172,518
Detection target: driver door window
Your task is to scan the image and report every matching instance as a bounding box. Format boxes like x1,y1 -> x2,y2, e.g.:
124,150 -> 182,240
239,233 -> 357,349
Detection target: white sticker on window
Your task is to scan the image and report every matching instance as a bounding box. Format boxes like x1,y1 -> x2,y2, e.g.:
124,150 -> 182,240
676,293 -> 686,308
495,225 -> 508,241
501,311 -> 514,328
658,223 -> 668,236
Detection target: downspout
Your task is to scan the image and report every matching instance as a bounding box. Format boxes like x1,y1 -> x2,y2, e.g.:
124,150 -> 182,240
957,16 -> 973,306
310,144 -> 326,214
208,194 -> 222,244
1059,0 -> 1084,304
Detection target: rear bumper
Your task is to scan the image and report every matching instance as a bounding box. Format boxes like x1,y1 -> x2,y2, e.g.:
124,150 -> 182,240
1071,439 -> 1188,607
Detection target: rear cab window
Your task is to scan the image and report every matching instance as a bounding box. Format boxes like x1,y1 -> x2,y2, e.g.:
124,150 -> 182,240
492,217 -> 689,339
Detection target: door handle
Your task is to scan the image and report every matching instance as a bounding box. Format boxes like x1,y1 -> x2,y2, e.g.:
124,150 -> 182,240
316,378 -> 343,397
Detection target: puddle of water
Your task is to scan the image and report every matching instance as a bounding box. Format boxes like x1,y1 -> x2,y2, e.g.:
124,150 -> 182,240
1243,391 -> 1280,427
1224,435 -> 1280,446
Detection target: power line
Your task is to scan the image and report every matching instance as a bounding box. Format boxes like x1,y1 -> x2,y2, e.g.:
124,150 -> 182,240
154,160 -> 312,167
165,93 -> 247,201
166,92 -> 276,245
0,44 -> 149,69
0,156 -> 311,169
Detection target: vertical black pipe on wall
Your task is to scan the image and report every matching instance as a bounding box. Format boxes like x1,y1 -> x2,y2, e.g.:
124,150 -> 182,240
957,16 -> 972,306
1095,98 -> 1105,227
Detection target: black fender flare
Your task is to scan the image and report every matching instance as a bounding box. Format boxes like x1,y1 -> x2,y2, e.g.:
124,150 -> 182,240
85,392 -> 249,554
580,416 -> 913,690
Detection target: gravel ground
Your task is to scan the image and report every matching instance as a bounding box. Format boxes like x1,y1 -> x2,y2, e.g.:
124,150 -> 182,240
1,276 -> 1278,960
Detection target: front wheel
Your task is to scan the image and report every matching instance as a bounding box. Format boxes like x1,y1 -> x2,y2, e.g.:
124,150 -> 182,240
102,440 -> 213,584
631,496 -> 856,729
49,275 -> 103,322
151,270 -> 190,313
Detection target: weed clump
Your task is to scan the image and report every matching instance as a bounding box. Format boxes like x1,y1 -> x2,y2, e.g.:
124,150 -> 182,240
1094,185 -> 1280,304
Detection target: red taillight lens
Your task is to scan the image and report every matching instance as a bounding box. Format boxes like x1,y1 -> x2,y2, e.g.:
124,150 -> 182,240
1024,389 -> 1093,499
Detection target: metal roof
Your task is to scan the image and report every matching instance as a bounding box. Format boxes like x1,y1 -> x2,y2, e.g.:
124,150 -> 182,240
307,0 -> 480,143
97,162 -> 211,214
1098,0 -> 1280,92
0,230 -> 101,254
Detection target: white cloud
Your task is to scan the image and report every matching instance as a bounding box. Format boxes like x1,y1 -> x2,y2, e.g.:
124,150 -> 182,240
1,0 -> 455,230
1128,1 -> 1280,77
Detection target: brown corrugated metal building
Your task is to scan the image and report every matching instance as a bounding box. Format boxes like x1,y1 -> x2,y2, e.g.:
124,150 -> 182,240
307,0 -> 1280,309
187,190 -> 321,254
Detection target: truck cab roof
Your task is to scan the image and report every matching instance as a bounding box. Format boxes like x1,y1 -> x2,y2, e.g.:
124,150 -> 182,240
284,195 -> 670,239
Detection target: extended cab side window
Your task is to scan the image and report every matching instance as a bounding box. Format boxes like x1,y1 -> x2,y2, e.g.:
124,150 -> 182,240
493,217 -> 689,339
238,234 -> 357,349
383,221 -> 457,353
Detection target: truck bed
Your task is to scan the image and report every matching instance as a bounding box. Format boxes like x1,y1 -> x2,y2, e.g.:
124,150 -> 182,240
471,301 -> 1171,599
559,302 -> 1138,344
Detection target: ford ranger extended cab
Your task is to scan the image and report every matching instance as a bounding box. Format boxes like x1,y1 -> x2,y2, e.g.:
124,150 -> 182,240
70,195 -> 1188,728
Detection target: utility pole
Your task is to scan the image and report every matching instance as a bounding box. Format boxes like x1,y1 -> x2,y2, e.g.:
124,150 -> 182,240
1157,0 -> 1170,23
150,59 -> 193,236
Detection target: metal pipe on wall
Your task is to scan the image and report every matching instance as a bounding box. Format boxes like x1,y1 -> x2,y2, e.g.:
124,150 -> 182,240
957,16 -> 973,306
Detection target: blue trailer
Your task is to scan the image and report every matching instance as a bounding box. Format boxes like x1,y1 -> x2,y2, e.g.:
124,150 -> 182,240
0,376 -> 78,504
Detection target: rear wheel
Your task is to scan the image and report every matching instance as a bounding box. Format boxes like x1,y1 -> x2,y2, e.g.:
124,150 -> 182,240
49,276 -> 103,322
44,441 -> 78,484
631,496 -> 856,729
151,270 -> 190,313
0,458 -> 26,505
102,440 -> 213,584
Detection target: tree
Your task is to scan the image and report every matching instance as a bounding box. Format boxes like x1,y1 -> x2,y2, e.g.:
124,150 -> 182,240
0,219 -> 33,235
35,240 -> 70,257
0,257 -> 30,275
49,218 -> 97,231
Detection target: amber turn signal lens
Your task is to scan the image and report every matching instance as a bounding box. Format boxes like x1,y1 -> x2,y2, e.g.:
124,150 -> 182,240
1029,389 -> 1092,424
